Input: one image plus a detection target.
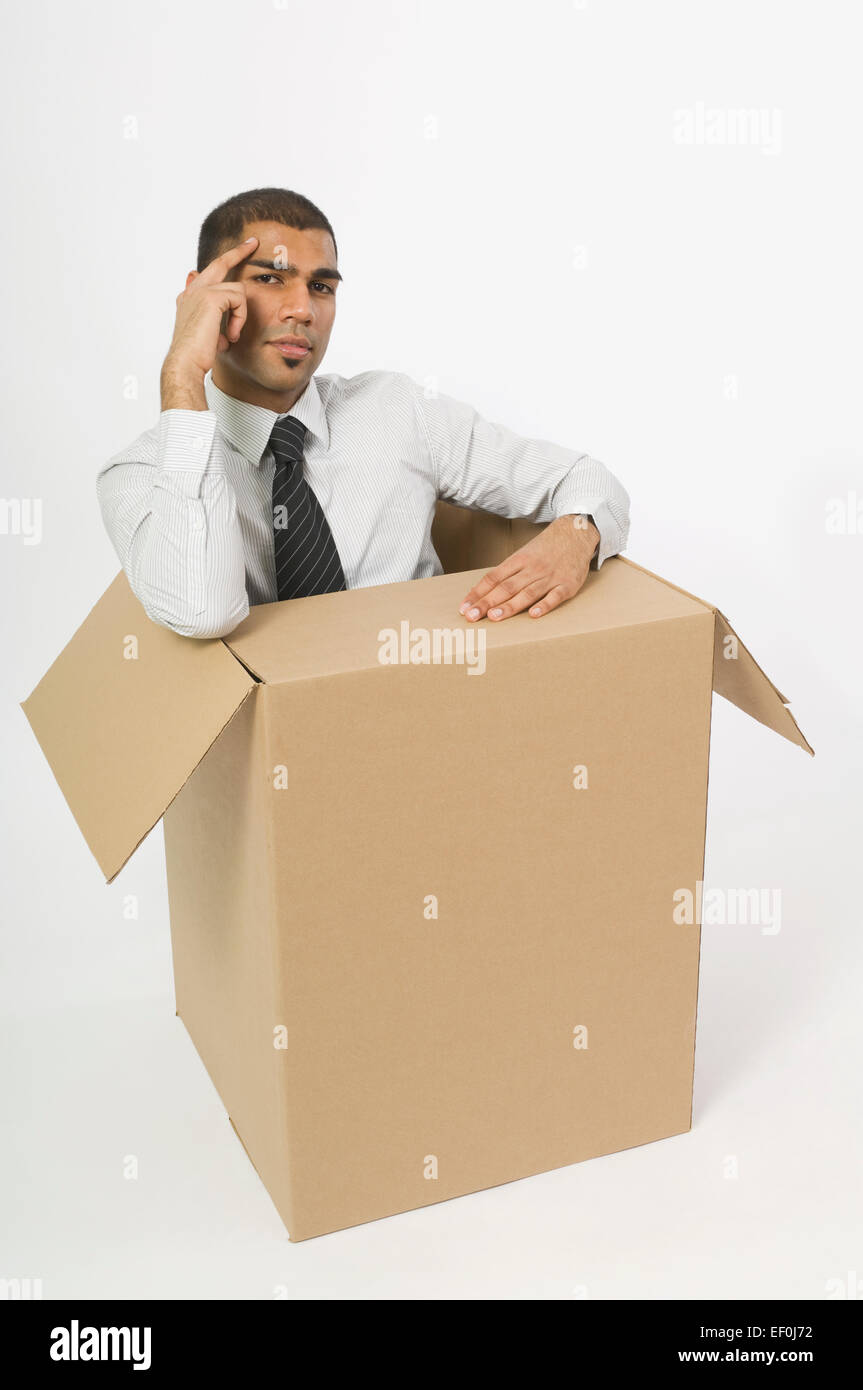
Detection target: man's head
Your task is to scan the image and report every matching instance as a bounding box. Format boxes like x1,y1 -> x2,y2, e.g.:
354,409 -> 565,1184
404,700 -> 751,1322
191,187 -> 340,411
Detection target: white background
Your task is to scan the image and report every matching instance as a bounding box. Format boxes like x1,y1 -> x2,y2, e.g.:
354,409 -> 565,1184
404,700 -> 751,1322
1,0 -> 860,1299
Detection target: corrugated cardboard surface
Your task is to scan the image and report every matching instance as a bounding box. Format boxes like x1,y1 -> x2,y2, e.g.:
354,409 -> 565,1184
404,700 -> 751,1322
163,689 -> 295,1231
20,572 -> 256,882
618,557 -> 813,755
429,498 -> 478,574
19,502 -> 811,1240
222,554 -> 710,686
166,598 -> 716,1241
711,610 -> 813,753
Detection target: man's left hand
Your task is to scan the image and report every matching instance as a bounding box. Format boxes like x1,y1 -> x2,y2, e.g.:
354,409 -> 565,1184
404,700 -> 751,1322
458,514 -> 600,622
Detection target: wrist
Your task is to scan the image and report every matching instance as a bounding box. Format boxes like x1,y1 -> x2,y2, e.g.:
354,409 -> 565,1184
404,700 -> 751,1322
558,512 -> 599,555
160,357 -> 207,412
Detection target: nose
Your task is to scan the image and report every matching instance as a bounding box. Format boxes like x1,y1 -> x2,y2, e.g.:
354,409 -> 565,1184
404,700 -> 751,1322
277,286 -> 313,325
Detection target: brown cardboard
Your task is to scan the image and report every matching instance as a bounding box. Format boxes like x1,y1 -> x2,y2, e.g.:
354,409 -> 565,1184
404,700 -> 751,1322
20,499 -> 813,1240
617,556 -> 813,754
20,573 -> 257,883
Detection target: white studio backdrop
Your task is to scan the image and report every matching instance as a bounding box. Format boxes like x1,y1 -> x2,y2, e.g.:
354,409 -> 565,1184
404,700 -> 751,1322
1,0 -> 860,1299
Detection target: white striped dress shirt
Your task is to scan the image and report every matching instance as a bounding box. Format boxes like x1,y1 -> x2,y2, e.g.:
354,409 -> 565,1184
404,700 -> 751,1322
96,369 -> 631,638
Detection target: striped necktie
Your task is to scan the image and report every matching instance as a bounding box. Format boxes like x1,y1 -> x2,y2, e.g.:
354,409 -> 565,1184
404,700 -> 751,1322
269,414 -> 347,600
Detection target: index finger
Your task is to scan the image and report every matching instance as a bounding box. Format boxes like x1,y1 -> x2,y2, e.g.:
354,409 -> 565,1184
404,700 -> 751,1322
197,235 -> 260,285
458,556 -> 523,613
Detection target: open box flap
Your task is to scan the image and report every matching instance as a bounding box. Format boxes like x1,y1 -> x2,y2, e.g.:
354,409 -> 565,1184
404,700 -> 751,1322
711,609 -> 813,754
21,572 -> 256,882
619,558 -> 814,755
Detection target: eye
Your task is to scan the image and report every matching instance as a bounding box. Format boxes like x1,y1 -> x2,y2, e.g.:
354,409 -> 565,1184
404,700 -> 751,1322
311,281 -> 334,294
253,273 -> 281,284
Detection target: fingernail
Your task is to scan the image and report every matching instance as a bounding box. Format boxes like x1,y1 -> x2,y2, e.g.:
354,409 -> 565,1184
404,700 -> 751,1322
489,608 -> 502,618
530,606 -> 542,616
468,607 -> 480,620
459,603 -> 468,614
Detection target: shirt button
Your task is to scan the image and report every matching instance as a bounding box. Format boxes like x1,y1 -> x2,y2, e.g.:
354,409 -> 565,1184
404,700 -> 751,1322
192,436 -> 207,450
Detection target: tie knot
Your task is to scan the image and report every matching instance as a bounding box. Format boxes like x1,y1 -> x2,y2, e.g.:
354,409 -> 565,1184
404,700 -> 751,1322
269,414 -> 307,467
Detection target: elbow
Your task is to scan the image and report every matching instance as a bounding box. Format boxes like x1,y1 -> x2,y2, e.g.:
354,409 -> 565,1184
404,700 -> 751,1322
134,586 -> 250,640
174,612 -> 249,640
161,605 -> 250,641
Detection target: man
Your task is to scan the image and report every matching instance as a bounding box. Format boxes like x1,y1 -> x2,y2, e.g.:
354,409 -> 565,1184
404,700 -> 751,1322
97,187 -> 630,638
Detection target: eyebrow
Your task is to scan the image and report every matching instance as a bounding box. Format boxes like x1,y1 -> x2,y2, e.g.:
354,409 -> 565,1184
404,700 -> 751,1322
246,258 -> 343,282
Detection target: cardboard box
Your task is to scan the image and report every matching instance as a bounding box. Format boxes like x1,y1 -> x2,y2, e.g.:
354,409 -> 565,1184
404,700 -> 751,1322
21,501 -> 812,1241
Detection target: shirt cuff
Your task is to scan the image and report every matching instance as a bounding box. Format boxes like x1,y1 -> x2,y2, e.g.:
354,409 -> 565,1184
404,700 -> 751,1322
156,409 -> 222,498
551,489 -> 622,570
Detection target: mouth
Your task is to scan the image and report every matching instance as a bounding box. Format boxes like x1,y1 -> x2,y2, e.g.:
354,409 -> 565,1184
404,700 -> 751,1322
269,338 -> 312,360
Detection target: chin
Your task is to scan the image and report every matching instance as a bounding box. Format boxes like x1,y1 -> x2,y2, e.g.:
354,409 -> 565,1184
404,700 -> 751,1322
261,356 -> 312,380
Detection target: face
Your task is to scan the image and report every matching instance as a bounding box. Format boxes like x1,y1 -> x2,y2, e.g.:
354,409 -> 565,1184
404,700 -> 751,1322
202,220 -> 340,412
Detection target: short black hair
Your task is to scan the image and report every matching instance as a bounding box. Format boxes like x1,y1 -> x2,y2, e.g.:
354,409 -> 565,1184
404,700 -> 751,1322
196,187 -> 337,272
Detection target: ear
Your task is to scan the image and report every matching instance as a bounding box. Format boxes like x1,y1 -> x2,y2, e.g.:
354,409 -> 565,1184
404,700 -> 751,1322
184,270 -> 198,290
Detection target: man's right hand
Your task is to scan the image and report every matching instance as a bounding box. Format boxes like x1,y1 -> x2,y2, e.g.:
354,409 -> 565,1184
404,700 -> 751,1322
160,236 -> 259,411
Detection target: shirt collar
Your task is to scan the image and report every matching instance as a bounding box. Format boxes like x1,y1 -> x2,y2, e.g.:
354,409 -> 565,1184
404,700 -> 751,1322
203,369 -> 330,465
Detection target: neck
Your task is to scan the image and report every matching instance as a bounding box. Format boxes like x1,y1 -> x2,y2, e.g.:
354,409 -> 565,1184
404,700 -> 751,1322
211,360 -> 307,414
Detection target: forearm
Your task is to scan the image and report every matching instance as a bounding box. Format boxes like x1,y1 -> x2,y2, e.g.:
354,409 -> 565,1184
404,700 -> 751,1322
96,410 -> 250,639
414,380 -> 630,567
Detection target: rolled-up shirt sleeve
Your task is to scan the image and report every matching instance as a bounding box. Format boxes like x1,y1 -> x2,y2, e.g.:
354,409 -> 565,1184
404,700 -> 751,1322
96,410 -> 250,638
411,381 -> 630,568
